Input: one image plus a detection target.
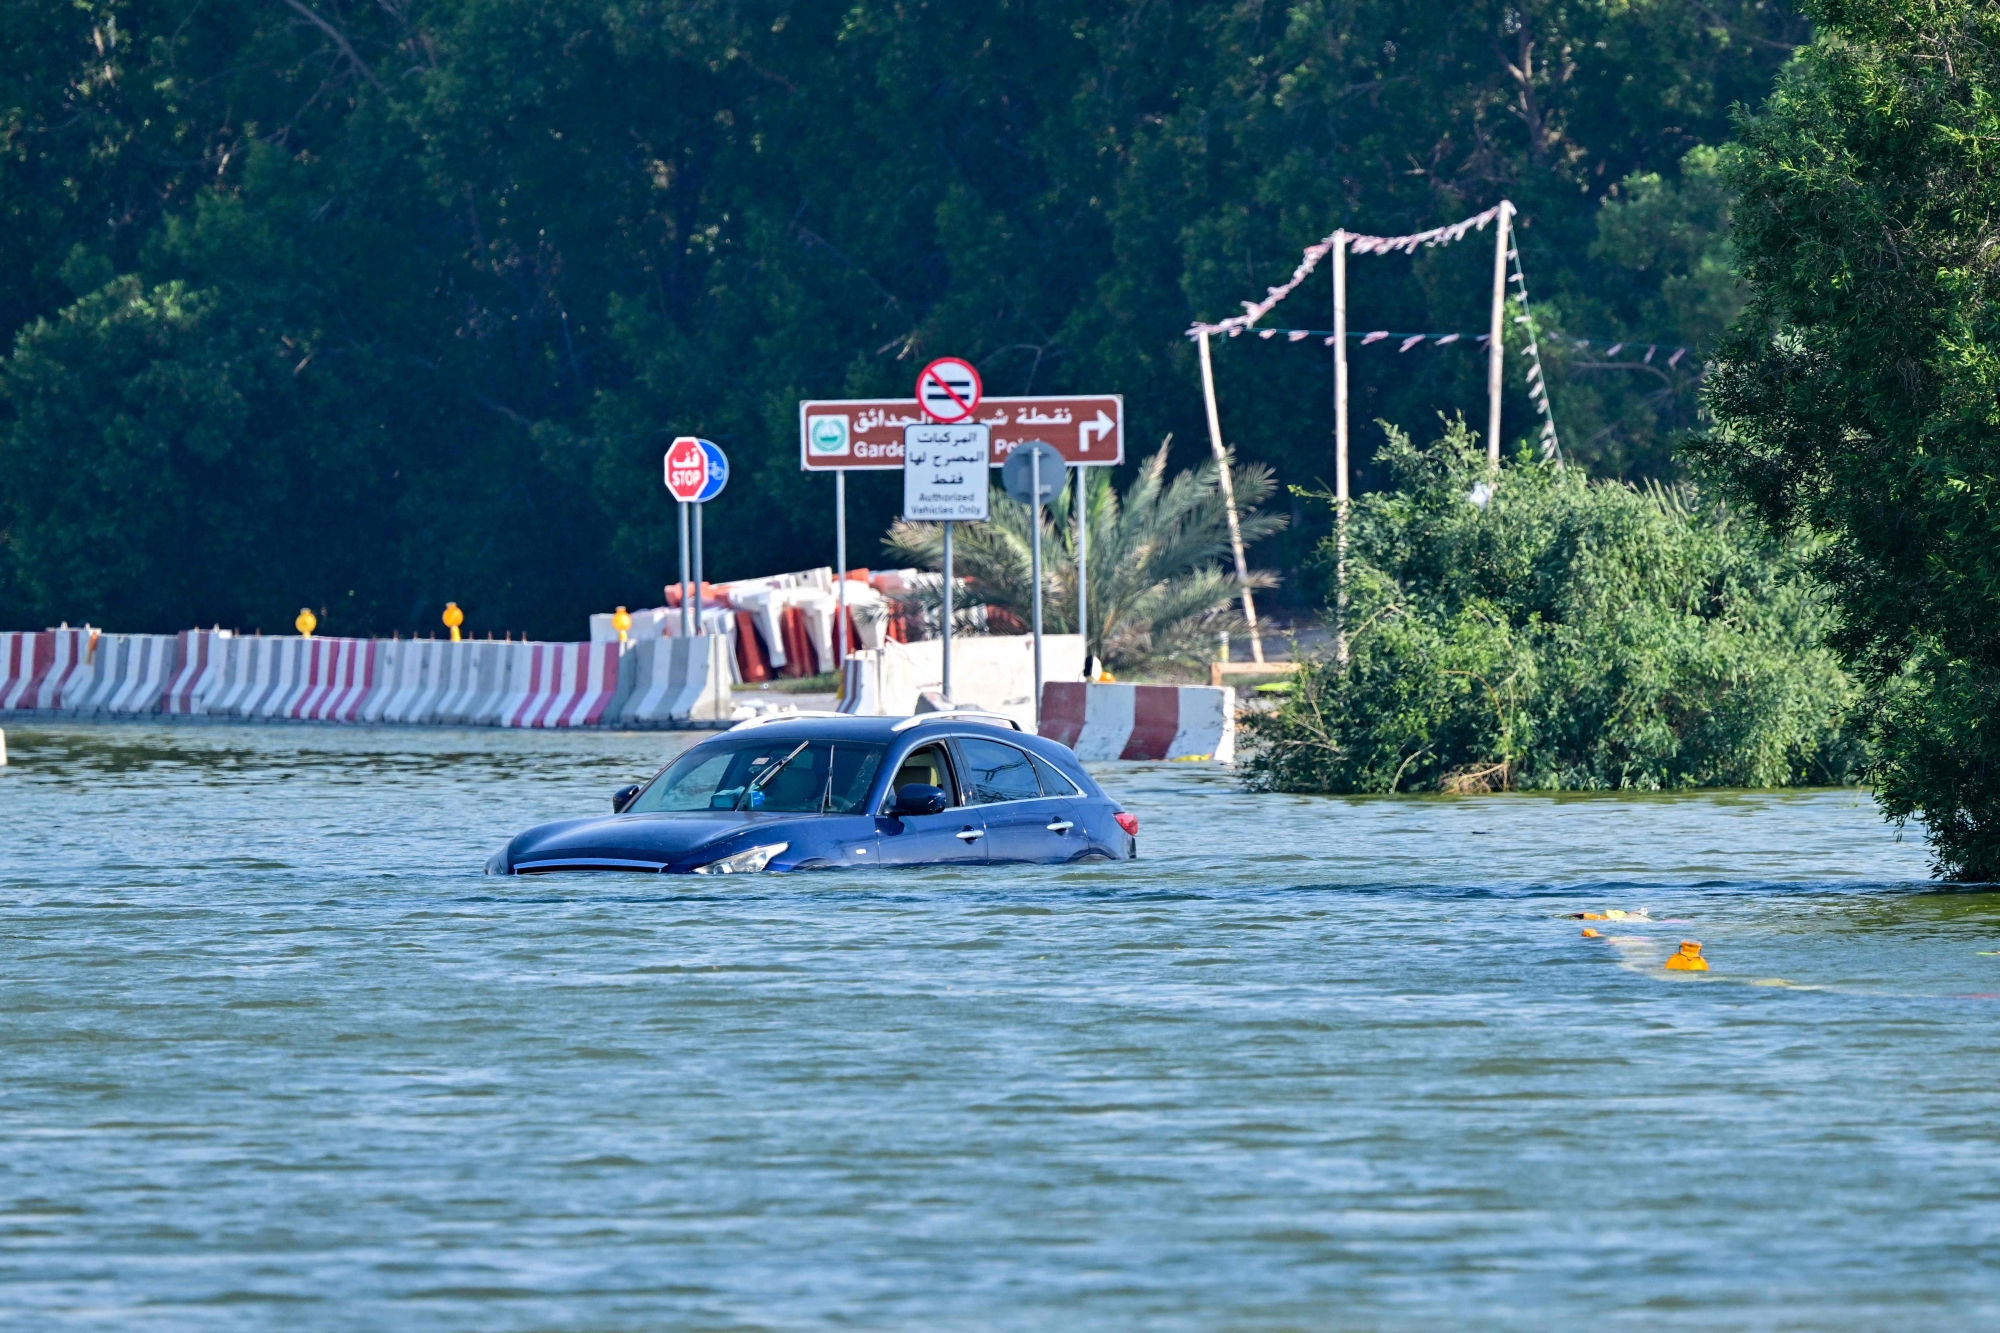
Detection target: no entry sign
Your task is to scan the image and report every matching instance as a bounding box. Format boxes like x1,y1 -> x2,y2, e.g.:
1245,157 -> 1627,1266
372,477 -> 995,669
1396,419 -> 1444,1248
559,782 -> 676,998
916,357 -> 982,423
798,395 -> 1123,470
664,436 -> 716,502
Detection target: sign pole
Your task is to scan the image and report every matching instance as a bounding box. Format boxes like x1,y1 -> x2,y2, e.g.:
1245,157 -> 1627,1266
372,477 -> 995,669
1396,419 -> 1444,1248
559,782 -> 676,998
1488,201 -> 1510,469
941,520 -> 954,703
1334,229 -> 1349,669
1198,329 -> 1264,663
1031,448 -> 1045,729
836,470 -> 848,666
1074,464 -> 1089,679
677,500 -> 692,636
692,502 -> 704,630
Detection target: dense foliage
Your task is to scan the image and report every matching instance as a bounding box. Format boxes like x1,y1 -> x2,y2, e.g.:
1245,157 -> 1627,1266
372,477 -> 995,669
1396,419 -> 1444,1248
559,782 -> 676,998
0,0 -> 1799,638
1691,0 -> 2000,877
883,445 -> 1284,672
1245,420 -> 1863,793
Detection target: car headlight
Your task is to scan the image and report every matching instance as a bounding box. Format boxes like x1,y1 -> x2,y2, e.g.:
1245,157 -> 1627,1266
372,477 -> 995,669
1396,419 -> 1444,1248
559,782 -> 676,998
485,846 -> 511,876
691,841 -> 789,875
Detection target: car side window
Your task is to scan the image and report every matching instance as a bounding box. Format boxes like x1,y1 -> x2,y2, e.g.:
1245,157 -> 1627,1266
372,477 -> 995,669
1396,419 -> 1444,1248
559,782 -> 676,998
888,744 -> 957,809
1027,751 -> 1081,797
958,738 -> 1043,805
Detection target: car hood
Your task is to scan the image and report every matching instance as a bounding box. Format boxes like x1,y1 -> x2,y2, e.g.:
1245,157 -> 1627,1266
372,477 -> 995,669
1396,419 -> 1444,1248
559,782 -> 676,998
505,810 -> 799,872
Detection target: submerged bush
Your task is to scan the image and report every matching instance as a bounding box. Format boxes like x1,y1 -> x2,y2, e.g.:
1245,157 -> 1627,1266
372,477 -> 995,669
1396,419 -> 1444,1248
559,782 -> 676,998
1245,419 -> 1864,794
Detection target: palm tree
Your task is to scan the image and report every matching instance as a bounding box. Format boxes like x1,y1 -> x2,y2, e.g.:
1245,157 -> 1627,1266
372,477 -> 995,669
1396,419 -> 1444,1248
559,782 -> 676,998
882,441 -> 1286,672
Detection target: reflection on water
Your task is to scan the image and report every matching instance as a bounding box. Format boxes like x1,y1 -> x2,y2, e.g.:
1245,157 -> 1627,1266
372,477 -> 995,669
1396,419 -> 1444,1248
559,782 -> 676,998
4,722 -> 1996,1329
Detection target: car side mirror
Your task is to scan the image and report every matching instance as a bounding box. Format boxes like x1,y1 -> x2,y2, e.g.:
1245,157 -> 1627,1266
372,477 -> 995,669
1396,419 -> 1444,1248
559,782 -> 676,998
612,784 -> 641,813
891,783 -> 948,817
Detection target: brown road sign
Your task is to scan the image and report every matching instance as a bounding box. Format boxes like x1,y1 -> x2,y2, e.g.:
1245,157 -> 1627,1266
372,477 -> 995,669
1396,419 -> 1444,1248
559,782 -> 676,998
800,395 -> 1123,470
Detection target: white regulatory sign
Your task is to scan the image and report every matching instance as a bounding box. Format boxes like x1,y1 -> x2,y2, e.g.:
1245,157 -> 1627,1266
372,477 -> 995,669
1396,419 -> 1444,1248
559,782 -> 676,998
903,424 -> 991,521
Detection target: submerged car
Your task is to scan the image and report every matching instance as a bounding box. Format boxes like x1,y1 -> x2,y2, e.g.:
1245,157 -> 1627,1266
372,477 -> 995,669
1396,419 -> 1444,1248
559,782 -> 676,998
487,710 -> 1139,875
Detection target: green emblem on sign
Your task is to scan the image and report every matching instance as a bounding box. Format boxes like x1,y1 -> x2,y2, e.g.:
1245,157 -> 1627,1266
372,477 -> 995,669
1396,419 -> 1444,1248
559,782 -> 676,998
808,415 -> 849,455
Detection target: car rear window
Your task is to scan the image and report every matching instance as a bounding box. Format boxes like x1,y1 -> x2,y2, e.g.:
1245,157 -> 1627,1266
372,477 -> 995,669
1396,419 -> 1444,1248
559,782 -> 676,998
626,739 -> 886,814
958,737 -> 1043,804
1028,751 -> 1081,796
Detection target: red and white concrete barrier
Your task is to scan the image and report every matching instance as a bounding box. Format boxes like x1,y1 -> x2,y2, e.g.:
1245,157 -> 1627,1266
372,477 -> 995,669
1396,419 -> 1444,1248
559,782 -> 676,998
1038,682 -> 1237,763
284,638 -> 378,721
0,632 -> 50,711
500,641 -> 620,728
163,630 -> 224,714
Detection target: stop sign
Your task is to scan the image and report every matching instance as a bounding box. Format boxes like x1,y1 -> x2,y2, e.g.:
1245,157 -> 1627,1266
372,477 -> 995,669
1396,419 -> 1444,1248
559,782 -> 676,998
664,436 -> 710,502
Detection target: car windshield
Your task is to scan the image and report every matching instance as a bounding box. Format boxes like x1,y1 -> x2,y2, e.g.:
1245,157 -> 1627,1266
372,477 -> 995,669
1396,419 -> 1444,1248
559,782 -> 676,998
625,738 -> 886,815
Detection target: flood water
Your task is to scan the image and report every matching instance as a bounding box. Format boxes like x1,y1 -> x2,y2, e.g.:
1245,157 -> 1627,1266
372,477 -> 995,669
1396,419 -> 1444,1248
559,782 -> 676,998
3,721 -> 1997,1329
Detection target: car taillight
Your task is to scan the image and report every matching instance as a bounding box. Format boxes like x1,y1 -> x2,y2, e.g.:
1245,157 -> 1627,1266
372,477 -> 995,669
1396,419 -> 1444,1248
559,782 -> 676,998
1114,811 -> 1139,837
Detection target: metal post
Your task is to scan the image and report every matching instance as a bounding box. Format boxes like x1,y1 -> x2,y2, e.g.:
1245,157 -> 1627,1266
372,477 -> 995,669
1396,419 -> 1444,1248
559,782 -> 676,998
677,500 -> 692,637
941,520 -> 954,703
1198,329 -> 1263,662
835,470 -> 848,666
1031,447 -> 1044,729
1333,229 -> 1350,669
1488,201 -> 1510,468
1074,463 -> 1090,679
692,502 -> 704,631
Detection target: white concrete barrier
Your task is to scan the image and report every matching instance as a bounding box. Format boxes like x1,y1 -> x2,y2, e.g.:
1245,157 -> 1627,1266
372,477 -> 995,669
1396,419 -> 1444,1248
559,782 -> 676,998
619,635 -> 732,725
206,634 -> 256,715
104,634 -> 180,714
250,637 -> 308,718
837,634 -> 1084,729
362,639 -> 422,722
1037,681 -> 1236,763
432,641 -> 485,724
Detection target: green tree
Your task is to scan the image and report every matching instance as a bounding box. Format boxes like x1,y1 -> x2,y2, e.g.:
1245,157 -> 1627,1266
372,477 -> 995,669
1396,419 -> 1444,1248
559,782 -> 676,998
0,0 -> 1804,638
1692,0 -> 2000,878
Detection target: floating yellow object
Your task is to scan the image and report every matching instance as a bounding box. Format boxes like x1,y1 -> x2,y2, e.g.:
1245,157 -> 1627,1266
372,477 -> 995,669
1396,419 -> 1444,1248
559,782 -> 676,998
1664,940 -> 1709,972
295,608 -> 317,637
1572,912 -> 1607,920
612,605 -> 632,646
1581,928 -> 1601,938
442,601 -> 464,642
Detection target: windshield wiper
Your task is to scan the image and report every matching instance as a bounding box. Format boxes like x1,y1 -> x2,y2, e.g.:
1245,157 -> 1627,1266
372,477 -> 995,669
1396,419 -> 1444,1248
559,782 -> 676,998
735,740 -> 810,811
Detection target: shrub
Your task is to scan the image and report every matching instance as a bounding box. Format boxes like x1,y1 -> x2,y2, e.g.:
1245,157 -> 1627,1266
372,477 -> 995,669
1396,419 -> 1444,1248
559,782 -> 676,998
1245,419 -> 1865,793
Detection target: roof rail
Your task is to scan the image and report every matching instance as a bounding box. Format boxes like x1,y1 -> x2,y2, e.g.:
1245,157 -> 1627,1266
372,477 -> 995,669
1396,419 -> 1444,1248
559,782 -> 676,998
889,710 -> 1022,733
729,709 -> 853,731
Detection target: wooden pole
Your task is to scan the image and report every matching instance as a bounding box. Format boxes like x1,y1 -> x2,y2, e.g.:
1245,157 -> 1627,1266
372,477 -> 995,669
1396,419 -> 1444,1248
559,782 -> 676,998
1487,201 -> 1510,469
1333,230 -> 1349,669
1198,329 -> 1263,663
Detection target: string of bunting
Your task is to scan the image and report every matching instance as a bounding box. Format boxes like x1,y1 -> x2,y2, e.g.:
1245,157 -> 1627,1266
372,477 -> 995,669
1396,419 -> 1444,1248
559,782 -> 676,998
1510,239 -> 1562,463
1186,204 -> 1508,338
1229,325 -> 1696,367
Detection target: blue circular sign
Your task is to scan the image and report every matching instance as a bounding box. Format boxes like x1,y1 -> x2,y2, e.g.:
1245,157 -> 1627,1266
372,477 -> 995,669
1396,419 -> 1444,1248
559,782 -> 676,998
696,439 -> 728,502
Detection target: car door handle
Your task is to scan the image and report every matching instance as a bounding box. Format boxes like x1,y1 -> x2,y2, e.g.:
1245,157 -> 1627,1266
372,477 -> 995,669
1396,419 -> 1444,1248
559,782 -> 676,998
1046,820 -> 1074,833
956,828 -> 985,841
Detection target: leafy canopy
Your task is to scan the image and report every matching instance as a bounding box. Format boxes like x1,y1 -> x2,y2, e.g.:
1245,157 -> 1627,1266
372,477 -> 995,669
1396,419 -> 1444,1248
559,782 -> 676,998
1691,0 -> 2000,877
